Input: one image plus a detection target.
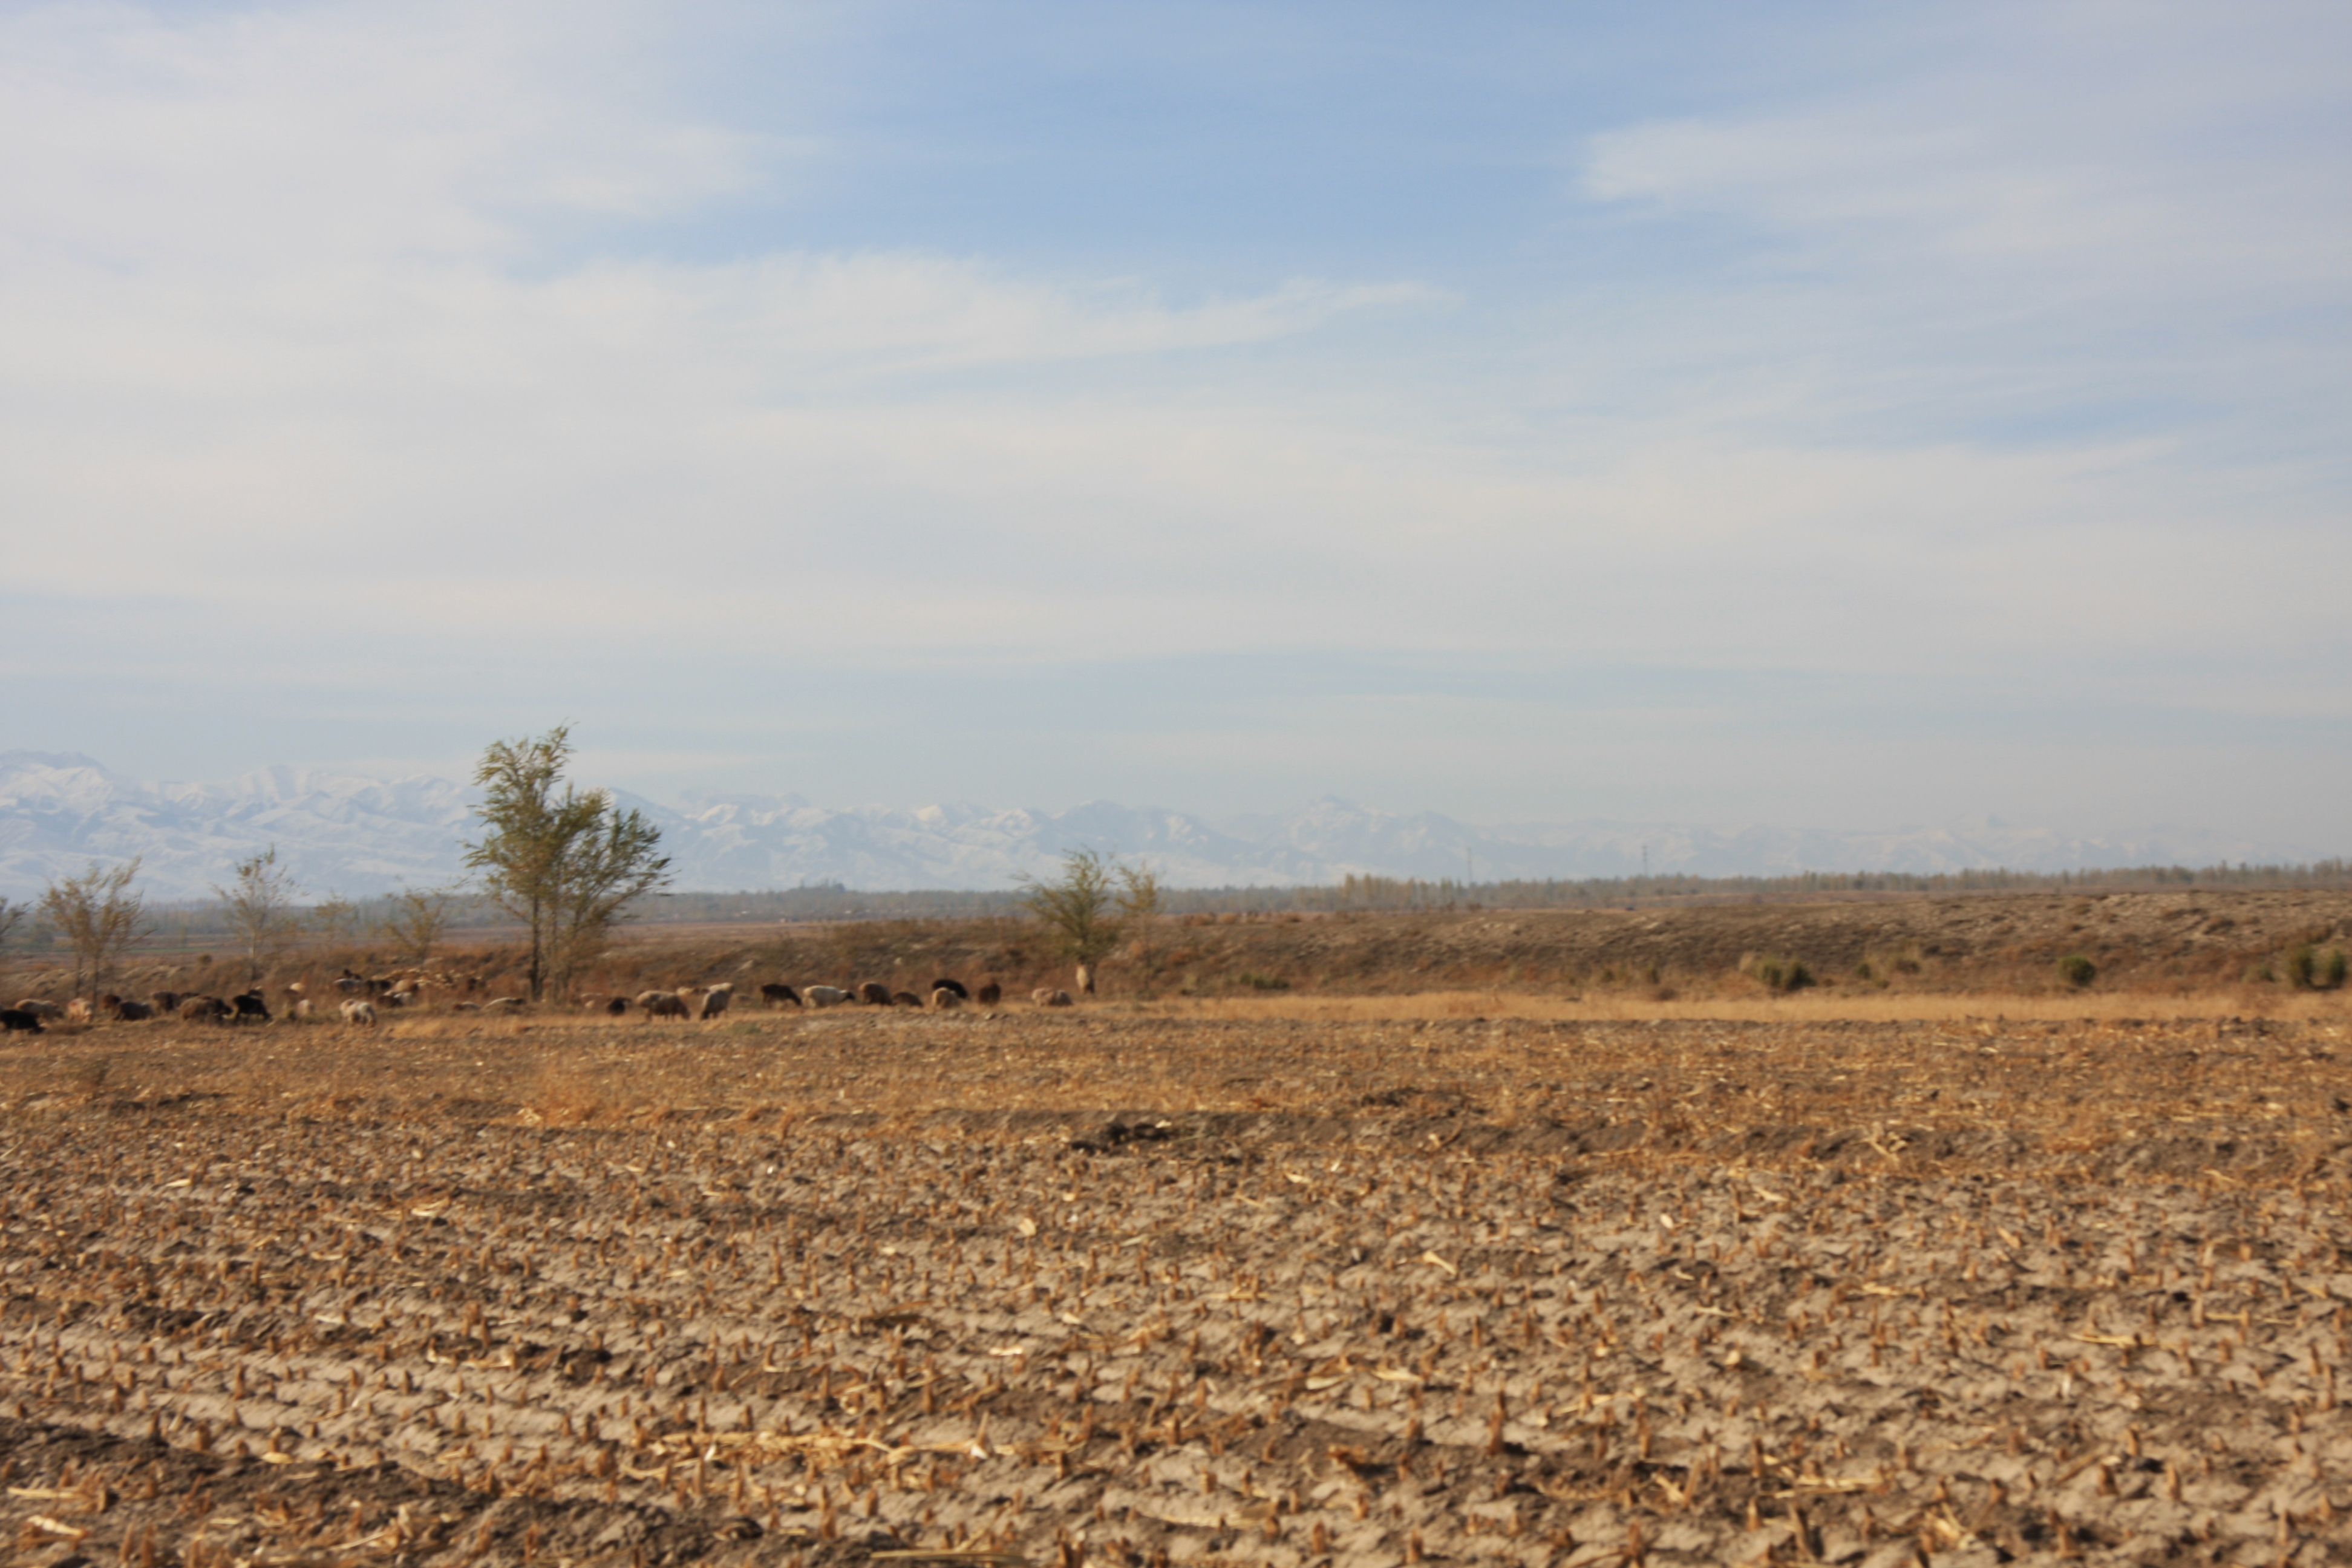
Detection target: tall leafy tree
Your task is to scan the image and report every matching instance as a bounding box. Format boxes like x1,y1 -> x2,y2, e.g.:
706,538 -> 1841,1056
1018,848 -> 1160,995
551,802 -> 672,992
462,727 -> 670,1001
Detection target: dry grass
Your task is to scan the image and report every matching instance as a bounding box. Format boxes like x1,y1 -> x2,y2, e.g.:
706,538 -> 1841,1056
2,999 -> 2349,1567
1120,984 -> 2352,1024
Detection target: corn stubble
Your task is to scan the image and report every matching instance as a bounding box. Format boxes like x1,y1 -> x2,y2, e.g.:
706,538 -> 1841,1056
2,1006 -> 2350,1567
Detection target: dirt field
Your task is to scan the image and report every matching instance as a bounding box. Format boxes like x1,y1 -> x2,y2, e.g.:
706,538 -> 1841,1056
3,988 -> 2351,1567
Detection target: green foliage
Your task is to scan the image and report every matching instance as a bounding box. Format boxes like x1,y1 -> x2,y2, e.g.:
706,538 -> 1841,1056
1238,972 -> 1290,991
1017,848 -> 1158,975
2283,944 -> 2348,990
462,726 -> 673,1001
2057,953 -> 2097,988
1739,953 -> 1814,993
1116,861 -> 1164,922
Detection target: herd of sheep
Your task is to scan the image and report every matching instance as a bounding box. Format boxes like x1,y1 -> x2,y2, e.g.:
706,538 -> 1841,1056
1,971 -> 1079,1034
587,976 -> 1076,1021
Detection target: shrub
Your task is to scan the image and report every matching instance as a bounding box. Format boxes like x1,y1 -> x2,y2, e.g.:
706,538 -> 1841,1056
1238,972 -> 1290,991
2326,949 -> 2349,990
2057,954 -> 2096,988
2285,944 -> 2318,988
1739,954 -> 1814,994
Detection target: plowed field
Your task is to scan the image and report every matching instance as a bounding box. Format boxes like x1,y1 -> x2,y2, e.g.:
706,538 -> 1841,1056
3,1007 -> 2350,1566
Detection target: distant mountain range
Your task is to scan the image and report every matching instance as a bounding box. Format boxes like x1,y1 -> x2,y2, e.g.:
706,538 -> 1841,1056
0,751 -> 2327,902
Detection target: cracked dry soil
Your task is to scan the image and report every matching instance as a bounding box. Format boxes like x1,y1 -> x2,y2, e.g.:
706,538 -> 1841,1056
2,1011 -> 2350,1566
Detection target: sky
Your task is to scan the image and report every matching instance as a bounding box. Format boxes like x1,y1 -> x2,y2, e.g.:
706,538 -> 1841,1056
3,0 -> 2347,841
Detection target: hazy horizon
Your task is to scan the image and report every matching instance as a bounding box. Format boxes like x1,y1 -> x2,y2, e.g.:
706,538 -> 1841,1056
2,748 -> 2340,903
7,3 -> 2345,841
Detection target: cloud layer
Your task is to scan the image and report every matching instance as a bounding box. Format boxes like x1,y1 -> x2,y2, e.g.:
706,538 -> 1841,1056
4,1 -> 2345,843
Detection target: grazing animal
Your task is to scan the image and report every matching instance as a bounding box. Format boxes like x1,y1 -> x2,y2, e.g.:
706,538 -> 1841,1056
179,996 -> 230,1023
151,991 -> 183,1014
339,999 -> 377,1027
115,1000 -> 154,1021
334,972 -> 365,995
890,990 -> 923,1007
698,983 -> 734,1021
855,981 -> 891,1007
803,985 -> 852,1008
759,982 -> 802,1008
1033,988 -> 1074,1007
229,991 -> 272,1024
65,998 -> 92,1024
642,993 -> 690,1021
379,990 -> 411,1008
976,979 -> 1002,1006
289,999 -> 313,1019
13,999 -> 64,1021
930,987 -> 963,1010
604,996 -> 630,1016
930,978 -> 970,999
483,997 -> 526,1012
0,1009 -> 44,1035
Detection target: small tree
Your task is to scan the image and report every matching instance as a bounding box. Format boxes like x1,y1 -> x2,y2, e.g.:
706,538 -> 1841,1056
549,800 -> 672,995
382,886 -> 459,965
310,892 -> 361,954
1018,848 -> 1130,995
40,859 -> 151,1004
215,845 -> 303,986
0,896 -> 23,952
461,727 -> 671,1001
1116,861 -> 1163,923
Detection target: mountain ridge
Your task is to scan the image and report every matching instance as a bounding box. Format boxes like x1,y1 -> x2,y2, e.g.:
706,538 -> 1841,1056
0,753 -> 2327,901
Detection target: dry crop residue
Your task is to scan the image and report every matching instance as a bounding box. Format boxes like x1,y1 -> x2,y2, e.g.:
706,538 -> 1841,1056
2,1012 -> 2350,1566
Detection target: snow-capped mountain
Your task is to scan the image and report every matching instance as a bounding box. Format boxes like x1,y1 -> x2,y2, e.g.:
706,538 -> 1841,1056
0,751 -> 475,901
0,753 -> 2324,900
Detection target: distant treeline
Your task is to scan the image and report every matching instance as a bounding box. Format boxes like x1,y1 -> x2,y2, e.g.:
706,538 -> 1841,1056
7,859 -> 2346,952
612,858 -> 2352,922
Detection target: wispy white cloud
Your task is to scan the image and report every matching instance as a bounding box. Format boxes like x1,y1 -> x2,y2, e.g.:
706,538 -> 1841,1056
0,0 -> 779,268
2,0 -> 2345,840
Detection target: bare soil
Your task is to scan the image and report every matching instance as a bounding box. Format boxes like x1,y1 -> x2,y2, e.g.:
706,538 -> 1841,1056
3,985 -> 2351,1567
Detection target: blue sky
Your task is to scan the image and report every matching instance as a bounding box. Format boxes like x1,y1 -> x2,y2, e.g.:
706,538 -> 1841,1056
3,0 -> 2347,840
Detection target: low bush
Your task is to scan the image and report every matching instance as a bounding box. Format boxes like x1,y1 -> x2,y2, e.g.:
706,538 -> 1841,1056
2057,954 -> 2097,988
2284,944 -> 2347,990
1739,954 -> 1815,993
